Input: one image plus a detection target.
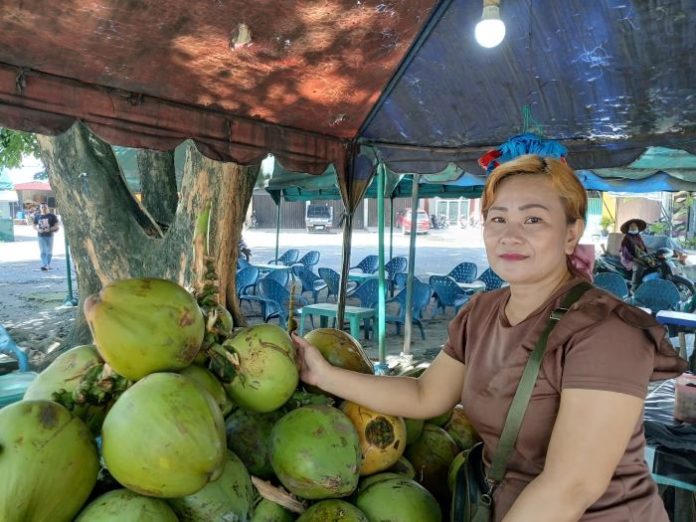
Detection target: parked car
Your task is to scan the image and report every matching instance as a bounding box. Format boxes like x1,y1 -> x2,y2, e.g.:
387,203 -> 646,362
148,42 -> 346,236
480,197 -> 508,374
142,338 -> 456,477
395,208 -> 430,234
305,204 -> 333,233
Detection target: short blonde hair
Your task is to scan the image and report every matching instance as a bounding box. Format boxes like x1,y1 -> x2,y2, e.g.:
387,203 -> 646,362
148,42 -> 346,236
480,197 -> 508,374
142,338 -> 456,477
481,154 -> 587,224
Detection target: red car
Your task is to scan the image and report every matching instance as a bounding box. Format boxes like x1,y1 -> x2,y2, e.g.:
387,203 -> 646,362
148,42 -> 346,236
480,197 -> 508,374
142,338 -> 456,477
395,208 -> 430,234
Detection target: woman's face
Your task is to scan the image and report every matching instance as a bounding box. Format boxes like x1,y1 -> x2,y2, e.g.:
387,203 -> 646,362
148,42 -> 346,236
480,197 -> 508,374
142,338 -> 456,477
483,175 -> 583,286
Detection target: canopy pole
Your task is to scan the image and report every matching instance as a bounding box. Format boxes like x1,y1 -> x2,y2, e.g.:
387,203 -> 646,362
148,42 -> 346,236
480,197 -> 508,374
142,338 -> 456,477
63,233 -> 78,306
375,163 -> 388,374
402,175 -> 420,357
274,197 -> 281,262
337,211 -> 354,328
389,196 -> 395,262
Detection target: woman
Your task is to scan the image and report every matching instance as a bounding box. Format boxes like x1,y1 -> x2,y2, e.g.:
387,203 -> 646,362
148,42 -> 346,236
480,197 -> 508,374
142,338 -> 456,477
620,218 -> 651,290
292,155 -> 686,521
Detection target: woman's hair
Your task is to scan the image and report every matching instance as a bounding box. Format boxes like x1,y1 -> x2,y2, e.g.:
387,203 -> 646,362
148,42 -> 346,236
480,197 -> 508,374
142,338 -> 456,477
481,154 -> 587,224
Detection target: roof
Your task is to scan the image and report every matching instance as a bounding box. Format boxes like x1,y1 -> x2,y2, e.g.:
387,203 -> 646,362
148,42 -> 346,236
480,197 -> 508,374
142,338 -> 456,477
0,0 -> 695,180
13,181 -> 51,191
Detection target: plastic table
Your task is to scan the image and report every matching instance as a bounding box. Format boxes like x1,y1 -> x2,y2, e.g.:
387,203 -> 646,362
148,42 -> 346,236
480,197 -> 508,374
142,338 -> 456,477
299,303 -> 374,340
656,311 -> 696,371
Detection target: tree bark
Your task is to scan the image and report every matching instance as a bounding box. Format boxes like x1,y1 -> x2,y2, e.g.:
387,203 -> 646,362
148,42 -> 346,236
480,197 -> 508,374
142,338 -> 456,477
137,149 -> 177,229
36,123 -> 257,350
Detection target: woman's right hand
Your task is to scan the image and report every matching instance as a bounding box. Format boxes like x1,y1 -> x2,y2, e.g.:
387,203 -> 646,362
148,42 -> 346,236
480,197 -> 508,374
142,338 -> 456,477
291,333 -> 333,388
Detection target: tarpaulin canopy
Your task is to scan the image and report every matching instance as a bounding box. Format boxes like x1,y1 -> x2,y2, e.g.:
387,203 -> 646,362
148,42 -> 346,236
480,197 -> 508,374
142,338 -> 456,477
264,162 -> 485,202
359,0 -> 696,173
0,0 -> 437,178
1,1 -> 696,178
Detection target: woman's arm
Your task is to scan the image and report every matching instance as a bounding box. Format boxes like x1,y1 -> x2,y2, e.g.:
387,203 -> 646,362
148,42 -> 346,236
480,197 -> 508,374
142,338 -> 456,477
292,333 -> 465,419
502,388 -> 644,522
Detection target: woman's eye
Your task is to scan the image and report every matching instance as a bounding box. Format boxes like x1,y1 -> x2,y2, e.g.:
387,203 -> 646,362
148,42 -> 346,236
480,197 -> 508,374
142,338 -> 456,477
525,216 -> 543,224
489,216 -> 505,224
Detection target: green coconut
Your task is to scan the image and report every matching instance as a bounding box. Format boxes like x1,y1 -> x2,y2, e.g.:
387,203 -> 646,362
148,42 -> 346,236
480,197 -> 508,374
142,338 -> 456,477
427,408 -> 453,427
23,344 -> 102,400
404,417 -> 425,445
168,450 -> 254,521
101,372 -> 226,498
75,489 -> 178,521
222,324 -> 298,413
251,499 -> 296,522
445,405 -> 481,451
387,456 -> 416,479
0,400 -> 99,522
297,500 -> 368,522
404,423 -> 459,505
270,405 -> 361,499
180,364 -> 233,416
355,475 -> 441,522
84,278 -> 204,380
225,407 -> 285,479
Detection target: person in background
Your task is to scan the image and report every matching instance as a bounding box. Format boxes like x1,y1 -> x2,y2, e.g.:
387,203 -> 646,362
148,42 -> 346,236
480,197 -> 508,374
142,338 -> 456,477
33,203 -> 59,271
619,218 -> 652,290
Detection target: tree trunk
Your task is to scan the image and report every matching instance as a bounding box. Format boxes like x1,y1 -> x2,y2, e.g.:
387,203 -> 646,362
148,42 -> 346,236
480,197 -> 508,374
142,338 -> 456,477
36,123 -> 257,350
137,149 -> 177,229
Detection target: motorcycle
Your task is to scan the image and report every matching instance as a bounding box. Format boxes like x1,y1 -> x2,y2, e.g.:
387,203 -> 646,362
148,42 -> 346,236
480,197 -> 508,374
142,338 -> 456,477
594,248 -> 695,301
430,214 -> 449,230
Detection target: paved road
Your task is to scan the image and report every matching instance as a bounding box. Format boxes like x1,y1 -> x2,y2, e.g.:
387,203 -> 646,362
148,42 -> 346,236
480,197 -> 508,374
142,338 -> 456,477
243,226 -> 489,277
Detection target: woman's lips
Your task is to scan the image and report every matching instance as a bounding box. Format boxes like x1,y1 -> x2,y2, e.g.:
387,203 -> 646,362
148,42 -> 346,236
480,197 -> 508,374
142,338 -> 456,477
499,253 -> 528,261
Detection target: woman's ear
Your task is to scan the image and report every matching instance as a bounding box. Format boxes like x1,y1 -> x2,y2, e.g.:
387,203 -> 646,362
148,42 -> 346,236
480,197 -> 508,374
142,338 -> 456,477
565,219 -> 585,255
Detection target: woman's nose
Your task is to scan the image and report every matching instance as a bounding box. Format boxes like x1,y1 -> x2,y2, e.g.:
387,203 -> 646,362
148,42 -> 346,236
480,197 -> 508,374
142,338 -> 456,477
498,223 -> 524,244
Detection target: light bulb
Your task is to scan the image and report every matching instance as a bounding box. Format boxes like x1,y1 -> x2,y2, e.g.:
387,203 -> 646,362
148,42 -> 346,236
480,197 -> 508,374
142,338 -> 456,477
475,5 -> 506,48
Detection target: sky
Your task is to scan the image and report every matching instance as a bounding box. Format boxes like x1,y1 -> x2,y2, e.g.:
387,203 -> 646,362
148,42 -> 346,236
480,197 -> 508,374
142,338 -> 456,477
2,156 -> 44,185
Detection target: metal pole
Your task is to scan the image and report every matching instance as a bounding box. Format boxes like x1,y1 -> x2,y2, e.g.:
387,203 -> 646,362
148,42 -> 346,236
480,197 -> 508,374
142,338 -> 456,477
375,163 -> 388,374
274,197 -> 281,262
402,175 -> 420,356
63,232 -> 77,306
389,196 -> 395,262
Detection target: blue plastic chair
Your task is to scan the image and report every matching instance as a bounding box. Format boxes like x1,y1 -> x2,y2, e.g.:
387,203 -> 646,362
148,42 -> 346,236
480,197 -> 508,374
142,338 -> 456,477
633,279 -> 682,314
293,250 -> 320,271
593,272 -> 629,300
386,279 -> 432,340
385,256 -> 408,293
318,267 -> 341,302
448,262 -> 478,284
476,268 -> 505,291
236,266 -> 259,297
0,325 -> 37,409
236,257 -> 251,270
393,272 -> 409,292
261,269 -> 290,288
256,279 -> 310,325
268,249 -> 300,266
350,255 -> 379,274
292,266 -> 327,303
429,275 -> 470,316
347,278 -> 383,308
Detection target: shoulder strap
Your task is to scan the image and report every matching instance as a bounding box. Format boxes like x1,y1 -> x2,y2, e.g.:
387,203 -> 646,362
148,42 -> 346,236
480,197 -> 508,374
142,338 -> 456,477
487,281 -> 592,485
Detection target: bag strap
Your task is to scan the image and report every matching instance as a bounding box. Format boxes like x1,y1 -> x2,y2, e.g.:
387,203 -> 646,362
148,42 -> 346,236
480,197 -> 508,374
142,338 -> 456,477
487,281 -> 593,486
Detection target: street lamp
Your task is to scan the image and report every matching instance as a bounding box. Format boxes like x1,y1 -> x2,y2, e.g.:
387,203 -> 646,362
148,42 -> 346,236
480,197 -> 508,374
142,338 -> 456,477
475,0 -> 506,48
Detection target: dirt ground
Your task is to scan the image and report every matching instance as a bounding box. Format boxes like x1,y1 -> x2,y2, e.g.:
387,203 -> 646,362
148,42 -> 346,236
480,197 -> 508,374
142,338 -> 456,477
1,225 -> 474,372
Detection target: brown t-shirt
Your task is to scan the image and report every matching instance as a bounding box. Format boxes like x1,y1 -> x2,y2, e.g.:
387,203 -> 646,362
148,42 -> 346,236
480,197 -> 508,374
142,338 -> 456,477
443,278 -> 687,521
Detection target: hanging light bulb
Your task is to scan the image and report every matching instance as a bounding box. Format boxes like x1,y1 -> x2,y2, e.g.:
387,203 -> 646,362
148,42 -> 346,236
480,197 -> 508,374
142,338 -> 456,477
475,0 -> 506,48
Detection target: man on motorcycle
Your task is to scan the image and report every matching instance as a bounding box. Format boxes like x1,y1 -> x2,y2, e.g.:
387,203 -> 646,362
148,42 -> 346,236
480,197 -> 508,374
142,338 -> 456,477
620,218 -> 654,290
